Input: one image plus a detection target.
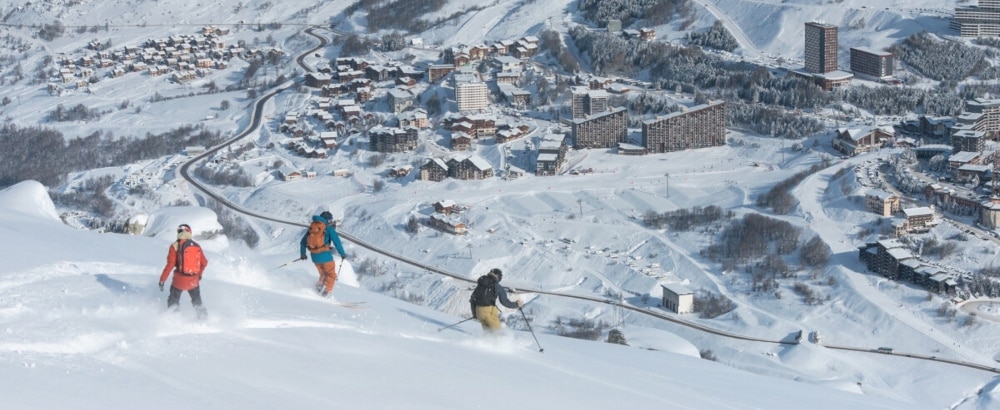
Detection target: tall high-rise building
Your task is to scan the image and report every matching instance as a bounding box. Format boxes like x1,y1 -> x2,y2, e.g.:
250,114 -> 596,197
572,107 -> 627,149
804,22 -> 838,74
953,0 -> 1000,37
455,81 -> 488,112
571,87 -> 610,119
641,101 -> 726,154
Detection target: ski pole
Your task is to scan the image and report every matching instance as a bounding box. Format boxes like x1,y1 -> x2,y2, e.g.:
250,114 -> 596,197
437,317 -> 476,332
269,258 -> 302,272
519,307 -> 544,353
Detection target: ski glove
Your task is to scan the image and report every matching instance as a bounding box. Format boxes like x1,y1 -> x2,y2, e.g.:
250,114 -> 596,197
299,255 -> 308,261
158,281 -> 164,292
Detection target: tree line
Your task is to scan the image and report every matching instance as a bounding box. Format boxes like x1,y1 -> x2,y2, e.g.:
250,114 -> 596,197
890,31 -> 1000,83
0,124 -> 225,188
686,20 -> 738,52
577,0 -> 694,28
642,205 -> 733,230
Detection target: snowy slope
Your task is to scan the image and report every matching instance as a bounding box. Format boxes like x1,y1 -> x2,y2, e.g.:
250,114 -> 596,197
0,181 -> 923,410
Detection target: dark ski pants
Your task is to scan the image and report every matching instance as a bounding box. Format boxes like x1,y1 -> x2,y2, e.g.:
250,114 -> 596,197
167,285 -> 206,314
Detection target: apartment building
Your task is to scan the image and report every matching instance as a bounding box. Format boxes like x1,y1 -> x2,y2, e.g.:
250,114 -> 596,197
572,107 -> 628,149
953,0 -> 1000,36
641,101 -> 726,153
849,47 -> 893,80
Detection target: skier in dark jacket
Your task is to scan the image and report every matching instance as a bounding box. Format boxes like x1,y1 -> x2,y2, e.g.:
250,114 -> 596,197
469,268 -> 522,332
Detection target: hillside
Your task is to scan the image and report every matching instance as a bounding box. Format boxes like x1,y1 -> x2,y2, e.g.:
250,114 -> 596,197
0,180 -> 925,409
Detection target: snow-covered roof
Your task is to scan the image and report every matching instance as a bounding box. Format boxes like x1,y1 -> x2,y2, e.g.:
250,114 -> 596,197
902,207 -> 934,217
949,151 -> 979,163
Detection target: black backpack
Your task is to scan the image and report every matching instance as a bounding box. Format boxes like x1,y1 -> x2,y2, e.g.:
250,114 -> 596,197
471,275 -> 498,307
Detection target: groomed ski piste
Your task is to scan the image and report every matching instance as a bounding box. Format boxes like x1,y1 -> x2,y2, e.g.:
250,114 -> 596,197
0,180 -> 922,409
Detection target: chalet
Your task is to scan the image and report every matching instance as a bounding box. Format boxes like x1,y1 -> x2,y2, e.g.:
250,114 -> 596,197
536,133 -> 568,176
981,197 -> 1000,229
429,213 -> 467,235
469,44 -> 490,60
387,88 -> 414,114
305,72 -> 333,87
419,158 -> 450,182
511,45 -> 536,59
495,71 -> 520,85
491,40 -> 514,55
498,84 -> 531,107
319,131 -> 339,149
452,132 -> 474,151
495,128 -> 525,144
445,113 -> 497,138
447,156 -> 493,180
365,65 -> 394,82
397,109 -> 430,129
865,189 -> 900,217
434,200 -> 459,214
639,28 -> 656,41
322,83 -> 343,98
831,126 -> 893,156
398,66 -> 424,81
336,57 -> 368,71
428,64 -> 456,83
948,151 -> 981,171
902,206 -> 936,233
395,76 -> 416,87
956,163 -> 991,184
919,115 -> 956,139
338,69 -> 365,82
493,55 -> 522,72
356,86 -> 372,103
281,170 -> 305,181
388,166 -> 413,178
344,78 -> 373,92
369,126 -> 419,153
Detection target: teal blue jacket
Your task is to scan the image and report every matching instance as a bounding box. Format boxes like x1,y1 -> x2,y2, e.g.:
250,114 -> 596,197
300,215 -> 346,263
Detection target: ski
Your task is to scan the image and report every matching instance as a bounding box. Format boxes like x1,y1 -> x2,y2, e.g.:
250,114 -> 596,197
331,301 -> 366,310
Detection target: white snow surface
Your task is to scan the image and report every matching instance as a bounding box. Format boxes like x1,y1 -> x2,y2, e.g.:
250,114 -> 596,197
1,181 -> 918,409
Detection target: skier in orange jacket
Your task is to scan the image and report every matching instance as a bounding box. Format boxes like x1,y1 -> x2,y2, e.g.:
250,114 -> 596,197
159,224 -> 209,319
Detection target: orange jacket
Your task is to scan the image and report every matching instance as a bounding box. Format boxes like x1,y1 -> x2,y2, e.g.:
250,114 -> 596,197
159,239 -> 208,291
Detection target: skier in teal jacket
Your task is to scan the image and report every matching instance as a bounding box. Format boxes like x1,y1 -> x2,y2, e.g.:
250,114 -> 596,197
300,212 -> 347,296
